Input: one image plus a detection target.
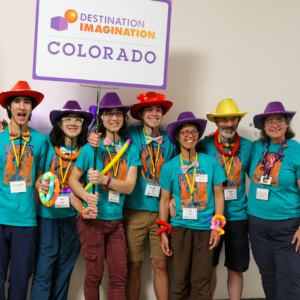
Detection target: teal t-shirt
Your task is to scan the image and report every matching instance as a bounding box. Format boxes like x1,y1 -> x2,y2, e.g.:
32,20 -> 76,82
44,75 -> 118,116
124,125 -> 176,212
76,137 -> 141,220
248,139 -> 300,220
199,136 -> 252,221
37,135 -> 78,219
0,126 -> 47,227
160,153 -> 226,230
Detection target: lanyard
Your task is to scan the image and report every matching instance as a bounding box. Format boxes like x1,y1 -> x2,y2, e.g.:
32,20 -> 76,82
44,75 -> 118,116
8,124 -> 28,169
261,140 -> 287,177
180,153 -> 198,199
59,147 -> 78,186
218,136 -> 234,180
143,128 -> 160,176
104,137 -> 121,178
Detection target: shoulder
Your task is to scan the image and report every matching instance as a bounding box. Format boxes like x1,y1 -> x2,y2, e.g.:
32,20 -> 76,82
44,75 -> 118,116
198,152 -> 216,164
287,139 -> 300,150
80,143 -> 94,155
239,136 -> 252,145
30,127 -> 47,141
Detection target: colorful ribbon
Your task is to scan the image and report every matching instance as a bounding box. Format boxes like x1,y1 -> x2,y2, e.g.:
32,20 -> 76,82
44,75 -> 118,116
9,131 -> 30,143
145,135 -> 163,145
103,137 -> 122,153
181,161 -> 199,174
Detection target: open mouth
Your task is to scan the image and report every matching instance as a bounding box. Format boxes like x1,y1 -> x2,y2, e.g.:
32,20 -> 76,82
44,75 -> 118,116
17,113 -> 26,120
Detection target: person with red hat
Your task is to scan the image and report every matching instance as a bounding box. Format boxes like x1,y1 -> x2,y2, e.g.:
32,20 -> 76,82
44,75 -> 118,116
30,101 -> 94,300
0,81 -> 48,300
87,91 -> 175,300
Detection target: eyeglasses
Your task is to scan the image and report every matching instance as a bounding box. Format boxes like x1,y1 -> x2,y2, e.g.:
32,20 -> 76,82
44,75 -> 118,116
180,129 -> 199,137
265,119 -> 285,127
61,117 -> 84,126
102,111 -> 123,118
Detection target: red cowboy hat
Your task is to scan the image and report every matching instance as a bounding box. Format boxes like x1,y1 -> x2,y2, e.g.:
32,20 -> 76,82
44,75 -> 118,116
0,81 -> 44,109
130,92 -> 173,120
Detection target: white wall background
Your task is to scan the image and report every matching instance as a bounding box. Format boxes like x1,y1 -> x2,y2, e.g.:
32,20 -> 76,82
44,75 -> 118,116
2,0 -> 300,298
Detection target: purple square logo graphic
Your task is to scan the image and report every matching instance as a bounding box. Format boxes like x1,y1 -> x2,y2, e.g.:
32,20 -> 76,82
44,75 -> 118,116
51,16 -> 68,31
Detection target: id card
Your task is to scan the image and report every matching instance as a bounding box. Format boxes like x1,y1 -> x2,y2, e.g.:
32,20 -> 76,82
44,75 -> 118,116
183,208 -> 198,220
260,176 -> 272,186
195,174 -> 208,183
224,189 -> 237,200
145,183 -> 161,197
256,188 -> 269,200
55,196 -> 70,208
108,190 -> 120,203
10,181 -> 26,193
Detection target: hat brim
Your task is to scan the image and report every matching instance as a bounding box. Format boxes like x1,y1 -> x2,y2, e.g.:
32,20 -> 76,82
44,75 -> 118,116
253,111 -> 296,129
100,104 -> 133,114
0,90 -> 44,109
50,109 -> 94,126
206,111 -> 248,122
130,100 -> 173,120
166,118 -> 207,144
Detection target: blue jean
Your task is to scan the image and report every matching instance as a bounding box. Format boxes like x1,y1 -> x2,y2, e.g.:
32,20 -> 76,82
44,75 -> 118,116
30,216 -> 80,300
249,215 -> 300,300
0,225 -> 37,300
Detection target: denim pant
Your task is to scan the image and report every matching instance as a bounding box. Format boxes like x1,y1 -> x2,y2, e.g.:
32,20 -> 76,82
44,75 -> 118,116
77,218 -> 127,300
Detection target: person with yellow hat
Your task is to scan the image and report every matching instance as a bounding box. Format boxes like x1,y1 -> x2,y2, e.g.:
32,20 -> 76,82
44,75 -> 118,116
0,81 -> 48,300
168,98 -> 252,300
87,91 -> 175,300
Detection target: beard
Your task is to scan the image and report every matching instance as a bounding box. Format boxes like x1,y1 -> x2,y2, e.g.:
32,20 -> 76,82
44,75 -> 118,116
219,126 -> 237,139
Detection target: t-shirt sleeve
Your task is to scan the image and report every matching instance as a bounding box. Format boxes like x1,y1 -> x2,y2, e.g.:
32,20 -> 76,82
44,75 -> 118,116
75,146 -> 90,172
213,158 -> 227,186
160,164 -> 172,192
37,136 -> 48,171
129,144 -> 142,166
126,125 -> 140,146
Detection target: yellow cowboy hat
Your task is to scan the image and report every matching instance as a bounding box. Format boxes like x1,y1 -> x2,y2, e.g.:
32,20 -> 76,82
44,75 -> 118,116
206,98 -> 248,122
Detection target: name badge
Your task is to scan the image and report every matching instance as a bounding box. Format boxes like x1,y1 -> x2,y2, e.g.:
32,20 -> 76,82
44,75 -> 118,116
260,176 -> 272,186
183,208 -> 198,220
224,189 -> 237,200
145,183 -> 161,197
10,181 -> 26,193
256,188 -> 269,201
108,190 -> 120,203
195,174 -> 208,183
55,196 -> 70,208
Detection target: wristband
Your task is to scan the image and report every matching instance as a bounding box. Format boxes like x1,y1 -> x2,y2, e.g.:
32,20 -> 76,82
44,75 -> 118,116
106,176 -> 112,186
156,220 -> 173,236
77,206 -> 85,219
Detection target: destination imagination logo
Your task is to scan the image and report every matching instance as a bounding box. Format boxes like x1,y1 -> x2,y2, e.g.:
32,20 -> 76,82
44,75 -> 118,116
50,9 -> 78,31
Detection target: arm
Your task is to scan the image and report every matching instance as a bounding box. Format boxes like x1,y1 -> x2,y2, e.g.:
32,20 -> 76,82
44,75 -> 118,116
159,188 -> 173,256
69,166 -> 99,207
291,179 -> 300,252
70,192 -> 98,219
209,182 -> 224,250
88,165 -> 138,194
35,169 -> 49,193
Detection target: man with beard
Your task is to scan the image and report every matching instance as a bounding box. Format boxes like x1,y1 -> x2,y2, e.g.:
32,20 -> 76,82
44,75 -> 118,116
170,99 -> 252,300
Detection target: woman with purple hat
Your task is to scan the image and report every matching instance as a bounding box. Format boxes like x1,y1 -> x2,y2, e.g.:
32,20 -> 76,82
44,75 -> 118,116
248,102 -> 300,299
158,111 -> 226,300
69,92 -> 141,300
30,100 -> 94,300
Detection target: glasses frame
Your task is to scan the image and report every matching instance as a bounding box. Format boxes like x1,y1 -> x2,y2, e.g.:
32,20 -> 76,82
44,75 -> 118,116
264,118 -> 285,127
102,111 -> 124,118
179,129 -> 199,137
61,117 -> 84,126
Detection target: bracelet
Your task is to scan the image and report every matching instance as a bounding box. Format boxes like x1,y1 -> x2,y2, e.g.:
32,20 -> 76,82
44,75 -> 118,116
210,214 -> 226,235
77,206 -> 85,219
106,176 -> 112,186
156,220 -> 173,236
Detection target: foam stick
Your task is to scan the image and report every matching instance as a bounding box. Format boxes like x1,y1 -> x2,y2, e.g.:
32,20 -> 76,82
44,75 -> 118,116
39,172 -> 60,207
84,139 -> 132,191
156,220 -> 173,236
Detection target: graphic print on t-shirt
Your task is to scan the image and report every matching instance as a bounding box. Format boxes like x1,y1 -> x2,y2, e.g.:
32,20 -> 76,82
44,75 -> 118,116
140,144 -> 165,183
4,144 -> 34,185
49,153 -> 76,186
178,171 -> 208,210
253,153 -> 284,187
215,151 -> 241,189
101,151 -> 128,190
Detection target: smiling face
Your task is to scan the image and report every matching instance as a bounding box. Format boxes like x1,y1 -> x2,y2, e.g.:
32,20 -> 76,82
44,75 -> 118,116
177,123 -> 199,150
264,114 -> 288,142
102,108 -> 124,133
8,96 -> 33,126
60,113 -> 83,140
215,116 -> 240,140
140,106 -> 163,128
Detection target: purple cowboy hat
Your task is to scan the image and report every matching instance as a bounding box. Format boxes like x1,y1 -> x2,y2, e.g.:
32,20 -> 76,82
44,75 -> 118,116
166,112 -> 207,144
253,101 -> 296,129
50,100 -> 93,126
100,92 -> 132,113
